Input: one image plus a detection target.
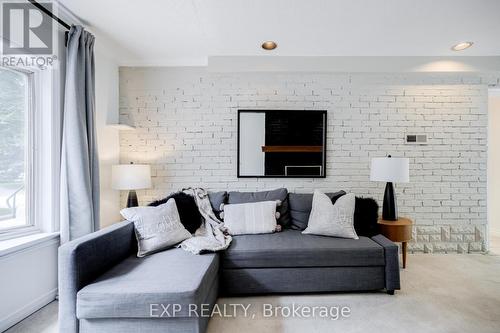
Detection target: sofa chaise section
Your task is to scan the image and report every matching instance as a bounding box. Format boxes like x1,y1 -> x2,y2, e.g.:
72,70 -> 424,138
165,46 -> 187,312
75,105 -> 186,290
59,221 -> 219,333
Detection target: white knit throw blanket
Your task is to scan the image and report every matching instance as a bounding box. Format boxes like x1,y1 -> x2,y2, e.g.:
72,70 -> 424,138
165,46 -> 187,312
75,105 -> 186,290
180,187 -> 232,254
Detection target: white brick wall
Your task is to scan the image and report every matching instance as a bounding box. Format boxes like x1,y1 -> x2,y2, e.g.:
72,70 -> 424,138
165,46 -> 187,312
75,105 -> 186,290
119,68 -> 498,253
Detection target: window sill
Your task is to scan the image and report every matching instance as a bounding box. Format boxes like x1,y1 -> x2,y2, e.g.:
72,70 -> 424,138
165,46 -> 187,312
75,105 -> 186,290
0,232 -> 59,257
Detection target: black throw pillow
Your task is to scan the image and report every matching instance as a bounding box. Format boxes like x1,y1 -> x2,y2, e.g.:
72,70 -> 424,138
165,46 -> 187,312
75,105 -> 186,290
353,197 -> 380,237
148,192 -> 202,234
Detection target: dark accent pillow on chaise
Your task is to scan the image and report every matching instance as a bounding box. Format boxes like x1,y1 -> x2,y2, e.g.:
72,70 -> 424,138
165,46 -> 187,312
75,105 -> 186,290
149,192 -> 202,234
353,197 -> 380,237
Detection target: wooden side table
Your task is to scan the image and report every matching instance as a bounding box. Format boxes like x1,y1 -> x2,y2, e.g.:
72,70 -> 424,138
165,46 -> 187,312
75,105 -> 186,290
378,217 -> 413,268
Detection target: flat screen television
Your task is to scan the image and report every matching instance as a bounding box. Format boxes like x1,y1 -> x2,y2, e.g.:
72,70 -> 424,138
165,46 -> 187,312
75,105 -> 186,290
237,110 -> 327,178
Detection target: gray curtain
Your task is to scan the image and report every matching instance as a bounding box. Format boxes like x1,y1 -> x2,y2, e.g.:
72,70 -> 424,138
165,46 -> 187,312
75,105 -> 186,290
60,25 -> 99,243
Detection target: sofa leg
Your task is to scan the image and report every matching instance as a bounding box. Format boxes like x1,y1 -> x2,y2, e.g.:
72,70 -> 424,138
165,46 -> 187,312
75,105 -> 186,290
387,290 -> 395,295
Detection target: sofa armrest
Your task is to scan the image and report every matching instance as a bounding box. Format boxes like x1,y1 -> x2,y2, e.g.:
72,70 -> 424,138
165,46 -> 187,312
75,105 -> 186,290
58,221 -> 135,333
371,234 -> 401,292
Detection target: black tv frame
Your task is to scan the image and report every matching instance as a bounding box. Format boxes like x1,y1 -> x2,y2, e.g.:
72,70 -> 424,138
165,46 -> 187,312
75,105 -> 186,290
237,109 -> 327,178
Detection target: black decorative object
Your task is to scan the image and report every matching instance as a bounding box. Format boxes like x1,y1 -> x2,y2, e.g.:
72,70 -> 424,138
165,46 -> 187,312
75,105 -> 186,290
149,192 -> 203,233
237,110 -> 327,178
127,190 -> 138,208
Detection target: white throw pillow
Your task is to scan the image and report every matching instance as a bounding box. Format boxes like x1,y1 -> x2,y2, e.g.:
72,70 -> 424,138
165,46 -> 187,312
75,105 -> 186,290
302,190 -> 358,239
223,201 -> 278,235
120,199 -> 192,257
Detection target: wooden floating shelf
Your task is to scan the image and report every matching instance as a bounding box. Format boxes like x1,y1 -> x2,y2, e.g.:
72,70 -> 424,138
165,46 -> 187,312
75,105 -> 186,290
261,145 -> 323,153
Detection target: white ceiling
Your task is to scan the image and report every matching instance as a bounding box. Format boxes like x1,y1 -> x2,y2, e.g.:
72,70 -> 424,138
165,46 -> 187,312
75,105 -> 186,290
58,0 -> 500,66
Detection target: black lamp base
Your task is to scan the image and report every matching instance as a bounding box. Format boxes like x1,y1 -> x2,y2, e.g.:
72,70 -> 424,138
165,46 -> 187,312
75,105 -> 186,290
127,190 -> 138,208
382,182 -> 398,221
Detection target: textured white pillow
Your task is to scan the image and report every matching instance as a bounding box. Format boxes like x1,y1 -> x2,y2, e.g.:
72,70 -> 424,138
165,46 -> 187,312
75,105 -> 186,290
120,199 -> 192,257
223,201 -> 278,235
303,190 -> 358,239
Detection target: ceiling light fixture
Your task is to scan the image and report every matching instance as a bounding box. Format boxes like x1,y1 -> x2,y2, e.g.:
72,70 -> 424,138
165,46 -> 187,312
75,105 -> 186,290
451,41 -> 473,51
262,41 -> 277,50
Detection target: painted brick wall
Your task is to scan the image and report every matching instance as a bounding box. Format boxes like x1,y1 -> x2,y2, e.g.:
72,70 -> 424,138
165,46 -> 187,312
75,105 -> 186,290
119,67 -> 497,253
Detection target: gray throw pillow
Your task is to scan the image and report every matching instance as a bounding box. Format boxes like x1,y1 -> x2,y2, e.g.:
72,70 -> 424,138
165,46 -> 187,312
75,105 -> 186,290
303,191 -> 358,239
208,191 -> 227,220
228,188 -> 290,226
120,199 -> 192,257
288,191 -> 346,230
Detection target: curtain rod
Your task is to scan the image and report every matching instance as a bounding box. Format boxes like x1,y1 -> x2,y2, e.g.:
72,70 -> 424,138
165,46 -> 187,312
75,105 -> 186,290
28,0 -> 71,30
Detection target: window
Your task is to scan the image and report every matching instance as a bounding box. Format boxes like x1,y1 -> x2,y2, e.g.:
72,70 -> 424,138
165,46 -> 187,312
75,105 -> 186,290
0,67 -> 34,232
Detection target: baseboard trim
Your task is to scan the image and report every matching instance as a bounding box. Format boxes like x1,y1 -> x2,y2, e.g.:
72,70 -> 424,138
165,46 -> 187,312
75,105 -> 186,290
0,288 -> 57,332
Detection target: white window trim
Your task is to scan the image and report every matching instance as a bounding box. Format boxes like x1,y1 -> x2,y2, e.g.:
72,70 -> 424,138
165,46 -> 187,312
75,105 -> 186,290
0,67 -> 35,238
0,66 -> 61,241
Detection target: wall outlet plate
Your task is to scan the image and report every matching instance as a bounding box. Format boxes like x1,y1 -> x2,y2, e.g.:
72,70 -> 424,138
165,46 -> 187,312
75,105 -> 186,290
406,134 -> 427,144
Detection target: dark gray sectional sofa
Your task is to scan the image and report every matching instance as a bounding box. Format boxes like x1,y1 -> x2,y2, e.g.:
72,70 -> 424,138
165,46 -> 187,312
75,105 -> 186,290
59,189 -> 400,333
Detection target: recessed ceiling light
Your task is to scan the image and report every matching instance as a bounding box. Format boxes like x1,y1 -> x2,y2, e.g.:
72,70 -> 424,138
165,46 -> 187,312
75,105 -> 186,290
262,41 -> 277,50
451,41 -> 473,51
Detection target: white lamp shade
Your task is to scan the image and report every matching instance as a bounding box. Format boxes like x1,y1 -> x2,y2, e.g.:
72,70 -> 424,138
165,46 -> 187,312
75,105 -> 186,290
370,157 -> 409,183
112,164 -> 152,190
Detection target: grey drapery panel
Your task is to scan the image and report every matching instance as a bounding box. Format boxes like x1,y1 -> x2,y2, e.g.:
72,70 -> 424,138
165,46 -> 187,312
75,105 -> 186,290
60,25 -> 99,243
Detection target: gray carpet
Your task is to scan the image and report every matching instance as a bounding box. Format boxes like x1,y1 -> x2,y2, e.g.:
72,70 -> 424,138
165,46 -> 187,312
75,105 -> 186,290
6,254 -> 500,333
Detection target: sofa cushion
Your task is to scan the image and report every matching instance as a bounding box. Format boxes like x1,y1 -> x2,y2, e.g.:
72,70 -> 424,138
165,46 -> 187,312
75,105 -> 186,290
208,191 -> 227,221
288,191 -> 346,230
228,188 -> 290,226
77,248 -> 218,319
222,229 -> 384,269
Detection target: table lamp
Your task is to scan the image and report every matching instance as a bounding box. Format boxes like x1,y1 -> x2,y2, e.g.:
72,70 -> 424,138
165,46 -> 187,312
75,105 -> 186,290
112,163 -> 152,207
370,155 -> 409,221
